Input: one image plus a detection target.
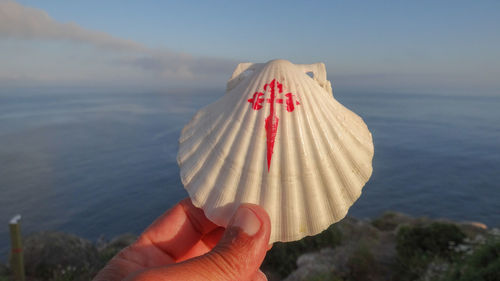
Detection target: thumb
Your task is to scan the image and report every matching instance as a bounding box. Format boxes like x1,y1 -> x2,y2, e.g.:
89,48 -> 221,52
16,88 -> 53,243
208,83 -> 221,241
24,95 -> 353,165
129,204 -> 271,281
177,204 -> 271,280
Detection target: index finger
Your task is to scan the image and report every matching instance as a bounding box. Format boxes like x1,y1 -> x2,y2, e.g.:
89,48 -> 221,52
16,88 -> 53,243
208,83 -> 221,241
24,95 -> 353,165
136,198 -> 221,260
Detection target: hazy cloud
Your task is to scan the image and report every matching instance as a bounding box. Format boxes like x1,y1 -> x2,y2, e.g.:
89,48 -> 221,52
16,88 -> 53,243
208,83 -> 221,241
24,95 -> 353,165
115,53 -> 237,80
0,0 -> 236,88
0,0 -> 147,52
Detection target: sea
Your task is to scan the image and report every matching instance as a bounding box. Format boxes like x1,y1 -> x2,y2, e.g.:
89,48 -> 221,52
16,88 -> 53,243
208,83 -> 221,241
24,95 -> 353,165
1,89 -> 499,260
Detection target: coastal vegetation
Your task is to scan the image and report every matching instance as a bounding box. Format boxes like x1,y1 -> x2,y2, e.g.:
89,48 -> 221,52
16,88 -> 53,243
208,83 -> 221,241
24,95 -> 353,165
1,212 -> 498,281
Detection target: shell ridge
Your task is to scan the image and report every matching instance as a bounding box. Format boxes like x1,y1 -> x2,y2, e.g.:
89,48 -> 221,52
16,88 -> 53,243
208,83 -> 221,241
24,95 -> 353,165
319,114 -> 363,203
288,80 -> 319,240
184,158 -> 218,210
230,107 -> 262,208
181,93 -> 255,200
200,115 -> 256,226
311,92 -> 369,202
178,112 -> 226,164
328,111 -> 373,183
235,63 -> 274,215
294,72 -> 339,233
178,92 -> 243,167
275,66 -> 289,241
180,83 -> 258,184
179,98 -> 229,143
277,91 -> 293,240
179,110 -> 208,143
296,73 -> 340,222
237,63 -> 274,188
180,116 -> 234,185
311,90 -> 371,152
297,77 -> 359,206
193,64 -> 274,227
329,99 -> 374,154
191,100 -> 254,212
278,75 -> 304,240
300,76 -> 358,219
211,78 -> 269,218
279,78 -> 308,240
308,81 -> 373,182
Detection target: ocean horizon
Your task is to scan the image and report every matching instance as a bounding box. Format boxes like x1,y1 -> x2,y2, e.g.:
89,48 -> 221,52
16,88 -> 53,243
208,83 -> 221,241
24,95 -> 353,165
1,89 -> 499,261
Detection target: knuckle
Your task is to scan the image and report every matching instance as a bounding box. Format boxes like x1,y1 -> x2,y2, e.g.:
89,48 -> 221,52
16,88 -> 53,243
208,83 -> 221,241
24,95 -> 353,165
205,247 -> 246,280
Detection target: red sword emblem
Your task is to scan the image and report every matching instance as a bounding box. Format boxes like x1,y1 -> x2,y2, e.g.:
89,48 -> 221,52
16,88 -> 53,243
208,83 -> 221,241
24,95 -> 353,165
248,79 -> 300,171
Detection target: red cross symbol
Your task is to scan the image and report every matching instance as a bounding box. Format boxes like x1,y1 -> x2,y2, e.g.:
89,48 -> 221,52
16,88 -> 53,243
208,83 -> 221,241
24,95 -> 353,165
248,79 -> 300,172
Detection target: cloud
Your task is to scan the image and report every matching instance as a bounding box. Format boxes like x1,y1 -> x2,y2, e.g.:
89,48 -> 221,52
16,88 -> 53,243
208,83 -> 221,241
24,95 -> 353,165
0,0 -> 236,88
115,53 -> 237,80
0,0 -> 147,52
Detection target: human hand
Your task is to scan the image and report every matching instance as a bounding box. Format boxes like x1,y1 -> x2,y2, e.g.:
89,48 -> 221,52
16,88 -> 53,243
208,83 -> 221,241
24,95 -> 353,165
93,198 -> 271,281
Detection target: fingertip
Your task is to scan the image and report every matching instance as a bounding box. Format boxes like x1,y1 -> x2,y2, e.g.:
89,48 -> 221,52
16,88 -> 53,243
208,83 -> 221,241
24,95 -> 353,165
238,203 -> 271,228
251,270 -> 268,281
233,203 -> 271,240
200,203 -> 271,278
180,198 -> 220,234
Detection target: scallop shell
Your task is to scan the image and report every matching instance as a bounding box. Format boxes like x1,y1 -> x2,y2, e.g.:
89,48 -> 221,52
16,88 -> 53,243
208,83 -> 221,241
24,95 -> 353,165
177,59 -> 373,243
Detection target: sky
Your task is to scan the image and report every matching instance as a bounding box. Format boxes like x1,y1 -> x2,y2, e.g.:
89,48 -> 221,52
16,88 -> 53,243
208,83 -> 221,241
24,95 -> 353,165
1,0 -> 499,95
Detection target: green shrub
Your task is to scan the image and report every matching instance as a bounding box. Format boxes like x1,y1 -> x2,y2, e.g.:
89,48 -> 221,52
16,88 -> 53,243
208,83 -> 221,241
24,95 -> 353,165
441,239 -> 500,281
371,212 -> 400,231
48,264 -> 97,281
397,222 -> 466,260
395,222 -> 466,281
98,247 -> 121,265
346,242 -> 378,280
261,224 -> 342,278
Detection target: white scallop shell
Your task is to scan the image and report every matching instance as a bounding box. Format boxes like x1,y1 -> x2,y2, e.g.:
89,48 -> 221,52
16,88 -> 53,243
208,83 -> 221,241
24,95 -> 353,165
177,59 -> 373,243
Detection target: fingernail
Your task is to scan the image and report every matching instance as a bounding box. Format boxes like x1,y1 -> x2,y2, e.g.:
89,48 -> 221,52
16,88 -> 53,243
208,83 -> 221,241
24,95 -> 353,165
231,207 -> 261,236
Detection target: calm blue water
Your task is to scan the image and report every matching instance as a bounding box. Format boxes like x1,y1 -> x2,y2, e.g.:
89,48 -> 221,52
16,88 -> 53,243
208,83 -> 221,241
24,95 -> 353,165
1,90 -> 499,260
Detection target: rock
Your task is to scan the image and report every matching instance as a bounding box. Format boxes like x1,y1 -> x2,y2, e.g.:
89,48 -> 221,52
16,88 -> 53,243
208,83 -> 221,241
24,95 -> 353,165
283,248 -> 340,281
457,221 -> 489,239
462,221 -> 487,230
489,228 -> 500,237
23,231 -> 98,279
261,223 -> 342,278
420,260 -> 451,281
284,217 -> 397,281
